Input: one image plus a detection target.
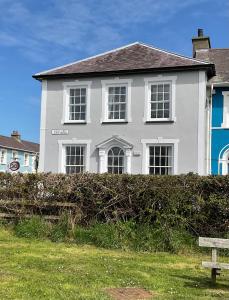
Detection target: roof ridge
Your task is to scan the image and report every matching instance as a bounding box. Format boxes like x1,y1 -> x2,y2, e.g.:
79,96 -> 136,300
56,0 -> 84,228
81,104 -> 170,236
21,139 -> 39,145
34,42 -> 141,76
138,42 -> 209,65
0,134 -> 39,145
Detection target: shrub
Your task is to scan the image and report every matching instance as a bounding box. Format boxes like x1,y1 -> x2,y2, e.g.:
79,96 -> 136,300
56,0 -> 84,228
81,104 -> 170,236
0,173 -> 229,238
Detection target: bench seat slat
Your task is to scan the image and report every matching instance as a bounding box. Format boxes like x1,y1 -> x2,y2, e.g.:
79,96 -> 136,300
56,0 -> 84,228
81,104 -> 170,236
202,261 -> 229,270
199,237 -> 229,249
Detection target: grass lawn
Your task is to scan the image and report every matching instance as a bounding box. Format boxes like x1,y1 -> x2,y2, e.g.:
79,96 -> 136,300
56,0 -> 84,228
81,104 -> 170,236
0,228 -> 228,299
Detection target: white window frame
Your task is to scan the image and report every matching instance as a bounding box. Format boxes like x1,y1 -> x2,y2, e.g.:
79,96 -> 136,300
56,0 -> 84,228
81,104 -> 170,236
144,76 -> 177,122
221,149 -> 229,175
24,153 -> 30,167
221,91 -> 229,128
101,78 -> 132,123
58,139 -> 91,173
141,138 -> 179,174
31,155 -> 36,172
12,151 -> 18,161
0,149 -> 7,165
62,81 -> 92,124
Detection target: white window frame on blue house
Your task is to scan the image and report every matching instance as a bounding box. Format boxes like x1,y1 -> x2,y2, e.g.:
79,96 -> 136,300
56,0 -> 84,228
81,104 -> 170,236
221,91 -> 229,128
0,149 -> 7,165
12,151 -> 18,161
24,153 -> 30,167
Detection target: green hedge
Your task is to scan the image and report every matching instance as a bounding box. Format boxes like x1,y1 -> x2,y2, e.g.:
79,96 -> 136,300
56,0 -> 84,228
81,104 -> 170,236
0,173 -> 229,237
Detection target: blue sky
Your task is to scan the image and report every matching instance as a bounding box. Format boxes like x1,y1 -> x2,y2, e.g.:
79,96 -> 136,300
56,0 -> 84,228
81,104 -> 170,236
0,0 -> 228,143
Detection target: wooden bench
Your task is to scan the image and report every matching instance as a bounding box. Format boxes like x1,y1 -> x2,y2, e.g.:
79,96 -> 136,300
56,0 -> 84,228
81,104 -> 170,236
199,237 -> 229,283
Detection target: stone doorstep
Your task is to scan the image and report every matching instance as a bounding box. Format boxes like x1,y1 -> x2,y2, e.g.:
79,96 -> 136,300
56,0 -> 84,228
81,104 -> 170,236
105,288 -> 153,300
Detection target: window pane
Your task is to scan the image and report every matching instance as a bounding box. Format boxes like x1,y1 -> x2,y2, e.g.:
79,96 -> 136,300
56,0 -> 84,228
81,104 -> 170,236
164,84 -> 170,92
158,85 -> 163,92
121,87 -> 126,94
151,94 -> 157,101
151,85 -> 157,93
120,111 -> 125,119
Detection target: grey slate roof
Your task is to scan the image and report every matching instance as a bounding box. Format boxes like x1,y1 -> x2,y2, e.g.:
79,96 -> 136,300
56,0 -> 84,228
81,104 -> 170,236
34,42 -> 214,79
196,49 -> 229,83
0,135 -> 39,153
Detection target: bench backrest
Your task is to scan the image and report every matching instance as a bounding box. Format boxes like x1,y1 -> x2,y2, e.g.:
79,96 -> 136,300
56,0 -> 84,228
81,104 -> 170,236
199,237 -> 229,249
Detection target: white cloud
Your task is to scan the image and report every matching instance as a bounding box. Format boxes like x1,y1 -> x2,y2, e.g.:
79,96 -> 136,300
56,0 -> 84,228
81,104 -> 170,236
0,0 -> 218,64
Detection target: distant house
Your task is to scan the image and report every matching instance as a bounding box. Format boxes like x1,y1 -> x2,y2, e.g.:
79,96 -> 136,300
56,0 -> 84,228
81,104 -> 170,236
0,131 -> 39,173
194,30 -> 229,174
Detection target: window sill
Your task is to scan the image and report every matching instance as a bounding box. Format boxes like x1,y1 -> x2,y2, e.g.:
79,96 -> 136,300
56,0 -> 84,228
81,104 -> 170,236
145,120 -> 175,124
63,121 -> 87,125
221,124 -> 229,129
101,121 -> 128,124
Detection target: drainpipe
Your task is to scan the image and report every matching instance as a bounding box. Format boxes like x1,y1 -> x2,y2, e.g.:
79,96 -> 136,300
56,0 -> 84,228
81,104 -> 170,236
209,83 -> 213,174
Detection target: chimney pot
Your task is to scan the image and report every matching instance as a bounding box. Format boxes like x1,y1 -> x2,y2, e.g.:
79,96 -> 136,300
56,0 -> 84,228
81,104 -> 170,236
198,28 -> 204,37
192,28 -> 211,58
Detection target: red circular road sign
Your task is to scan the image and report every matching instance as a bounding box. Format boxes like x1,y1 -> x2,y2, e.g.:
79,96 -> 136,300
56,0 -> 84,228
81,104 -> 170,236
9,161 -> 20,172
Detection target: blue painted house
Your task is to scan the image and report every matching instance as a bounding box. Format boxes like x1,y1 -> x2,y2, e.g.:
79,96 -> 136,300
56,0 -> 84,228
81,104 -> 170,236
0,131 -> 39,173
194,30 -> 229,174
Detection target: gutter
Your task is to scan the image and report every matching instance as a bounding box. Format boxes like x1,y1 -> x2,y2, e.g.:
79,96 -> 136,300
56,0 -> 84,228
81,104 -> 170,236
0,145 -> 39,154
33,64 -> 215,81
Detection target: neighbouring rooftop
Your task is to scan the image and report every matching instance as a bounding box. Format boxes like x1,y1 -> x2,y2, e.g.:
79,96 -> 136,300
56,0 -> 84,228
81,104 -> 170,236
0,131 -> 39,153
195,49 -> 229,84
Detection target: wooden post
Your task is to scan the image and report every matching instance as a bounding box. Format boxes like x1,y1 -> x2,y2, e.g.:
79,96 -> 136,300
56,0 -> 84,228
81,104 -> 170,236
212,248 -> 217,263
211,268 -> 217,284
211,249 -> 217,284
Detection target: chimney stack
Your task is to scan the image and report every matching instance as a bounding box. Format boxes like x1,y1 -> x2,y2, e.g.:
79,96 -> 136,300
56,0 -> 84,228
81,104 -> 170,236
11,130 -> 21,142
192,28 -> 211,58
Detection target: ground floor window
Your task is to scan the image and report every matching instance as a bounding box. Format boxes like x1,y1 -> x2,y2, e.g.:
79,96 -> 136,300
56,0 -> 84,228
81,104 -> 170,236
149,145 -> 173,175
65,145 -> 85,174
107,147 -> 125,174
0,149 -> 7,164
221,148 -> 229,175
24,153 -> 29,166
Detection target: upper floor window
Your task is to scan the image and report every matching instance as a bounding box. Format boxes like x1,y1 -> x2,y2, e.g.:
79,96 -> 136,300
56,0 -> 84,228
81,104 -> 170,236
12,151 -> 18,161
107,146 -> 125,174
24,153 -> 29,166
69,88 -> 86,121
101,79 -> 132,123
108,86 -> 126,120
62,81 -> 91,124
150,83 -> 170,119
222,92 -> 229,128
0,149 -> 7,165
144,76 -> 177,122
